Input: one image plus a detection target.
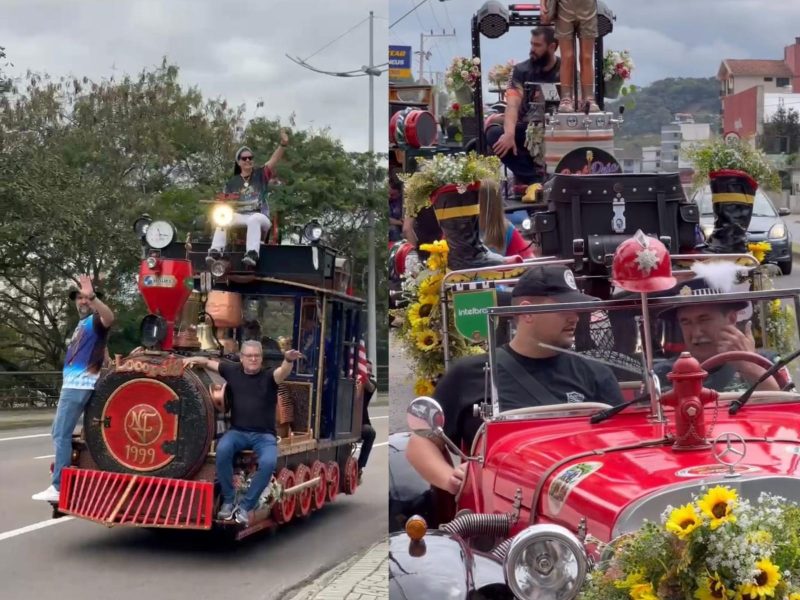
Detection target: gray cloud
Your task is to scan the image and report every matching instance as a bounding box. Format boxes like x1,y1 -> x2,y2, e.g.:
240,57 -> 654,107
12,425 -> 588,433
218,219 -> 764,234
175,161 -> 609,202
2,0 -> 388,152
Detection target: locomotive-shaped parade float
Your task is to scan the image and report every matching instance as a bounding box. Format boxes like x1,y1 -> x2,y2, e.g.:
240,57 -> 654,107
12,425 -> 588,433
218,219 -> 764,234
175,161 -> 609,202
49,196 -> 366,541
389,3 -> 800,599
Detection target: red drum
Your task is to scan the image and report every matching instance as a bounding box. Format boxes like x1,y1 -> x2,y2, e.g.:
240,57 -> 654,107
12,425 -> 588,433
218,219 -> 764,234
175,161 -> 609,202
403,110 -> 438,148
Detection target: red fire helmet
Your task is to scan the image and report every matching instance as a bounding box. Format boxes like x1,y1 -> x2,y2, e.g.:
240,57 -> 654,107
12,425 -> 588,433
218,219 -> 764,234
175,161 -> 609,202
612,230 -> 677,293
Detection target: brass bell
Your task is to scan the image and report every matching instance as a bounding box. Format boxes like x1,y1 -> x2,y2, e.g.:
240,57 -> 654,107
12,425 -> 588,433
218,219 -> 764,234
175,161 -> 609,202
197,323 -> 218,351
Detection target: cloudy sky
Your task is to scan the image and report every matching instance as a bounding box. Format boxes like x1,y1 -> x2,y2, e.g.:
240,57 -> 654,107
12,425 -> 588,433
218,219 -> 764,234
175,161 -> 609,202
1,0 -> 388,152
389,0 -> 800,89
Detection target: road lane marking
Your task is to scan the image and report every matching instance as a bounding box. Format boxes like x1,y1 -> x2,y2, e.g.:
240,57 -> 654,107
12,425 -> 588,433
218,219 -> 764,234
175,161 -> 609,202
0,433 -> 50,443
0,517 -> 74,542
34,454 -> 55,460
373,442 -> 388,448
370,416 -> 388,420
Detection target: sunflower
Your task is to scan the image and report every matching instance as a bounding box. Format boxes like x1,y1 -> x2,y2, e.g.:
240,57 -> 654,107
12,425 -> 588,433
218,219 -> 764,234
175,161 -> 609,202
413,378 -> 435,396
738,558 -> 781,600
615,571 -> 646,590
666,503 -> 701,539
419,273 -> 444,297
695,573 -> 727,600
415,328 -> 440,352
697,486 -> 737,530
426,252 -> 445,271
418,293 -> 439,307
747,241 -> 772,263
419,239 -> 449,254
788,593 -> 800,600
630,582 -> 659,600
408,301 -> 435,323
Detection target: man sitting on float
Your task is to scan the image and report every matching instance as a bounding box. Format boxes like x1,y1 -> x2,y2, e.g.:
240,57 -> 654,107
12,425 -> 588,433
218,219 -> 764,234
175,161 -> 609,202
206,130 -> 290,269
486,27 -> 560,189
406,264 -> 624,495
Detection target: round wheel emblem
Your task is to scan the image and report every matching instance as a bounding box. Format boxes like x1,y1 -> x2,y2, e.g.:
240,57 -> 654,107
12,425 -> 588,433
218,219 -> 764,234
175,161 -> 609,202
124,404 -> 164,446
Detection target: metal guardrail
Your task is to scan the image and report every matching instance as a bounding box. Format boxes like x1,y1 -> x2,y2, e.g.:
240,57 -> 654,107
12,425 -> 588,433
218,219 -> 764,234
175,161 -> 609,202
0,371 -> 62,409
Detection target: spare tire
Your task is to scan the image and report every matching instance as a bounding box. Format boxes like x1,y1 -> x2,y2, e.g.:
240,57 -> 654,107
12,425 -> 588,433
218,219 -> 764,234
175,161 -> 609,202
84,362 -> 215,479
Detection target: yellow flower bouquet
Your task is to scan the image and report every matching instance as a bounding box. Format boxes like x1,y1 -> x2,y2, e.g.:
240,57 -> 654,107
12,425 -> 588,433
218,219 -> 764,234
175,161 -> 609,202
390,239 -> 482,395
580,485 -> 800,600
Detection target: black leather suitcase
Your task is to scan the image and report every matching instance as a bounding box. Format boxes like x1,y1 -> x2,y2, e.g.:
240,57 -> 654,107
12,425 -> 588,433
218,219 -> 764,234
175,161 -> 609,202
532,172 -> 699,271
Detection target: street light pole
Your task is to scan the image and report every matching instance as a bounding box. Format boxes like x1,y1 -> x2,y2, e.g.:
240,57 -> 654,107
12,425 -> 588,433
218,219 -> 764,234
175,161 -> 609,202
366,10 -> 377,369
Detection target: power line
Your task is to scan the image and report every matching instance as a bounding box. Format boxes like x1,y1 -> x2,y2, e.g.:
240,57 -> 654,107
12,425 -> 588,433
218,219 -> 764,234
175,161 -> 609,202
390,0 -> 429,29
303,16 -> 370,62
427,1 -> 444,30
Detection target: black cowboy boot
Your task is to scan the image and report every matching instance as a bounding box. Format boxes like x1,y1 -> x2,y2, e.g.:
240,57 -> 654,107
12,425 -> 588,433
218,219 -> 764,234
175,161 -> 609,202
704,169 -> 757,254
431,184 -> 504,271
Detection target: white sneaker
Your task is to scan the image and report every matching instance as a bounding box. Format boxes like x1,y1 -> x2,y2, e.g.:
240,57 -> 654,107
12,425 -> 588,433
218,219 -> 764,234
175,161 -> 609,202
32,485 -> 60,502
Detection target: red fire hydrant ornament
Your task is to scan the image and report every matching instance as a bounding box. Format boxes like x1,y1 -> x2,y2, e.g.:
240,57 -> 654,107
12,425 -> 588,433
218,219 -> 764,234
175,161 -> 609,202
660,352 -> 718,451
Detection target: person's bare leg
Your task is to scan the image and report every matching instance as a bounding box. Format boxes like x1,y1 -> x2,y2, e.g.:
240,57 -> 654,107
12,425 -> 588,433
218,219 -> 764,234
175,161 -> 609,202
559,34 -> 575,112
580,36 -> 598,111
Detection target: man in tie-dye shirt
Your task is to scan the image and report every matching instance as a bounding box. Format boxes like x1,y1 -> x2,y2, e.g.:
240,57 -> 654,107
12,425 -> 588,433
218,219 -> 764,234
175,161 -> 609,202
32,275 -> 115,503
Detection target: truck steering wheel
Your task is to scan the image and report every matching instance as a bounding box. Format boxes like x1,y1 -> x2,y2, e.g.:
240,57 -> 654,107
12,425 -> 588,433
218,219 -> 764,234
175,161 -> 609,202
700,351 -> 790,390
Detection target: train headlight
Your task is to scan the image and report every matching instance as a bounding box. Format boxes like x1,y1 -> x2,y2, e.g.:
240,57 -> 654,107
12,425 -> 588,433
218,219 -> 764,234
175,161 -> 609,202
211,204 -> 234,227
210,260 -> 228,278
303,220 -> 324,243
503,524 -> 588,600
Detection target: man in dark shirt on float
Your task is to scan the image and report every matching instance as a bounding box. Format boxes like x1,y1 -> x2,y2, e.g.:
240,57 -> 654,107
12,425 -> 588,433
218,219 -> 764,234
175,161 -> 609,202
486,27 -> 561,186
406,265 -> 623,495
184,341 -> 303,526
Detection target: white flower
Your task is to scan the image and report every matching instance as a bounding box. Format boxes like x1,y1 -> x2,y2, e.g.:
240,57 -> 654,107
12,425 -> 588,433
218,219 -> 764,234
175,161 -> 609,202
472,57 -> 480,64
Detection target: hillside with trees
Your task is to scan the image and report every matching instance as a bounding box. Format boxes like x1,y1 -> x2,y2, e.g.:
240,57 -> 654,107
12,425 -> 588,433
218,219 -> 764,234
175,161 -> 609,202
609,76 -> 721,144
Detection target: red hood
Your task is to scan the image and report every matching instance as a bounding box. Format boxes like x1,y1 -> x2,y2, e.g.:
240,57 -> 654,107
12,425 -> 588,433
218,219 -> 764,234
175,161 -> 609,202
466,402 -> 800,542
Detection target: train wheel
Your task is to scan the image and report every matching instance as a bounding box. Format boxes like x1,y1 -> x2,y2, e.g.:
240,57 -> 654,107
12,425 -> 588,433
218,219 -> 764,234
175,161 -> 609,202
294,465 -> 312,518
272,469 -> 296,524
326,461 -> 340,503
310,461 -> 327,510
343,456 -> 359,495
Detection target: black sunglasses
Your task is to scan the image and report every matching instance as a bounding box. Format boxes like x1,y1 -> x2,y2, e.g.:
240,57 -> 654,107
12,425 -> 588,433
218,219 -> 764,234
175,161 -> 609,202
239,155 -> 254,162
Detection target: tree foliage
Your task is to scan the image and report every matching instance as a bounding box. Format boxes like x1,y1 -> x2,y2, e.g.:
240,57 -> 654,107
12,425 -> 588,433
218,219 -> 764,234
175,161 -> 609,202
761,105 -> 800,156
0,59 -> 387,370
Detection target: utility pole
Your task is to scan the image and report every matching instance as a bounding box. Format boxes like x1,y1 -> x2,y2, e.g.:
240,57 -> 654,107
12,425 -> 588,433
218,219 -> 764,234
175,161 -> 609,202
416,29 -> 456,82
366,10 -> 377,370
285,12 -> 386,373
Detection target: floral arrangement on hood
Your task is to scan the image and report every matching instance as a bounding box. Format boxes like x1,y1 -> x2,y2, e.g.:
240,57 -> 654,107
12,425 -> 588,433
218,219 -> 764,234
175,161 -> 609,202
579,485 -> 800,600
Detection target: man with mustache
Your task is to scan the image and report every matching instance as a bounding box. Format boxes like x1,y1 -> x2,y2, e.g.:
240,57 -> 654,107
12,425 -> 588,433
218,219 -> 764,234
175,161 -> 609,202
406,265 -> 624,494
486,27 -> 560,186
657,295 -> 781,393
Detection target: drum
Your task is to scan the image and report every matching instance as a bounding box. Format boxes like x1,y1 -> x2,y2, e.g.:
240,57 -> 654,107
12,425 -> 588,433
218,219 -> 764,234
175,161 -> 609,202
390,108 -> 437,148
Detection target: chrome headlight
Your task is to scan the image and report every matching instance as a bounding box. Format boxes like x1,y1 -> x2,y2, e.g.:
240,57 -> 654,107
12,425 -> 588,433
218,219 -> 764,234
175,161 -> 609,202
211,204 -> 234,227
503,524 -> 588,600
768,222 -> 786,240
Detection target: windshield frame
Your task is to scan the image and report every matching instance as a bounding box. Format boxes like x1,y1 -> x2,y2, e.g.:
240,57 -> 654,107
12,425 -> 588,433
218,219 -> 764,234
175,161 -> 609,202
485,287 -> 800,419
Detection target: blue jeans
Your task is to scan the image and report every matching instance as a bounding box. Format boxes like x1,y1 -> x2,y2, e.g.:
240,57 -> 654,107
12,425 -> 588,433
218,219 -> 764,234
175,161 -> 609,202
216,429 -> 278,511
52,387 -> 93,490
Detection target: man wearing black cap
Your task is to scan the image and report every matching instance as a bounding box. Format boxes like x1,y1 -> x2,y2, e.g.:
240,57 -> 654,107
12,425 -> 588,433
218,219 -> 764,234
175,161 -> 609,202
33,275 -> 115,503
208,129 -> 289,268
655,277 -> 781,393
406,265 -> 623,494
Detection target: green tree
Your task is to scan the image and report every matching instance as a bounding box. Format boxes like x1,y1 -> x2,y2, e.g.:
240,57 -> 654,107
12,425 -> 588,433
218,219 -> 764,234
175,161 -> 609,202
761,105 -> 800,155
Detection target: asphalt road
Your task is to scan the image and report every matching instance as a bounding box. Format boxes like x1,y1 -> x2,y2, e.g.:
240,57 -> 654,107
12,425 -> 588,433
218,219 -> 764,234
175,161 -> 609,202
0,407 -> 388,600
